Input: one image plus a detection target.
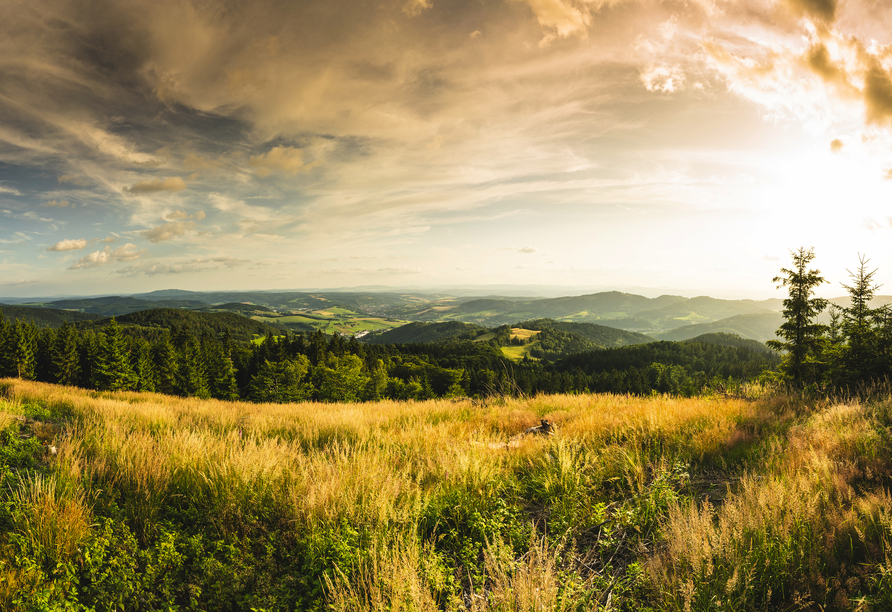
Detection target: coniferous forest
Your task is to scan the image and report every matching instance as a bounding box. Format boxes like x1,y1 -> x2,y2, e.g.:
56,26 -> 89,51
0,313 -> 779,403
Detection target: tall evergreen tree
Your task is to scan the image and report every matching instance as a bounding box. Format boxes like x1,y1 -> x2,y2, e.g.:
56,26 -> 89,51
837,255 -> 882,384
11,321 -> 37,380
78,331 -> 101,389
95,318 -> 135,391
205,337 -> 239,400
767,247 -> 829,389
52,322 -> 81,386
152,331 -> 178,395
132,338 -> 158,393
0,312 -> 13,377
176,339 -> 210,398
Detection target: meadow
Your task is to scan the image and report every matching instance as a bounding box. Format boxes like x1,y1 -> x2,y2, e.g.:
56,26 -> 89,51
0,378 -> 891,610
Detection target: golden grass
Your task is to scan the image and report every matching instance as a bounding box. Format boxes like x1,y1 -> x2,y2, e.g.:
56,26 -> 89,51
5,378 -> 889,610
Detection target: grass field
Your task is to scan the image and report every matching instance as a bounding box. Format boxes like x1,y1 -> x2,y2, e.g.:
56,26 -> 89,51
0,379 -> 891,610
500,328 -> 542,361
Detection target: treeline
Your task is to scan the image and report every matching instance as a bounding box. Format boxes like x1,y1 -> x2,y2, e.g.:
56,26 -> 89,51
0,309 -> 778,401
553,340 -> 779,396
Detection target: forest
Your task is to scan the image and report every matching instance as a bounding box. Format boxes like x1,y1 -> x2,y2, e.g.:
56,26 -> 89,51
0,312 -> 779,404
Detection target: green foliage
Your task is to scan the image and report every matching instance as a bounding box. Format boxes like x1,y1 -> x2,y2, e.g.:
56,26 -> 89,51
767,247 -> 829,388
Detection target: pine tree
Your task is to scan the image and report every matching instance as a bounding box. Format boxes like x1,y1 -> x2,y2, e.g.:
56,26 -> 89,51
52,322 -> 81,386
78,331 -> 101,389
152,331 -> 178,395
837,254 -> 882,385
0,312 -> 14,377
767,247 -> 829,389
132,339 -> 157,392
95,318 -> 135,391
12,321 -> 37,380
205,337 -> 239,400
176,339 -> 210,398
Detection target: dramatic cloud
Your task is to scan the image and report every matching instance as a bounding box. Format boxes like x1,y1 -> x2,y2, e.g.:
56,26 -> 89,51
47,239 -> 87,252
786,0 -> 837,23
3,0 -> 892,297
125,177 -> 187,195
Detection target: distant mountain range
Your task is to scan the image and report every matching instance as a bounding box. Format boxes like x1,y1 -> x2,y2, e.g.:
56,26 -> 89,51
3,289 -> 891,344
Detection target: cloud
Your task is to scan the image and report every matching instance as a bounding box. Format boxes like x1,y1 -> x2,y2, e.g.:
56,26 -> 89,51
47,239 -> 87,252
884,168 -> 892,180
69,243 -> 141,269
45,200 -> 71,208
165,209 -> 204,221
1,209 -> 54,223
515,0 -> 592,47
0,184 -> 22,196
116,257 -> 250,276
141,220 -> 196,243
863,63 -> 892,126
403,0 -> 432,17
830,138 -> 843,152
785,0 -> 836,23
518,246 -> 538,253
641,65 -> 686,93
0,279 -> 35,287
183,152 -> 225,173
58,175 -> 90,187
248,146 -> 310,177
124,177 -> 187,195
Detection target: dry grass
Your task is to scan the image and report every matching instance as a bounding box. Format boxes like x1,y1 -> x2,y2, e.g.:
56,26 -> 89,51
1,378 -> 889,610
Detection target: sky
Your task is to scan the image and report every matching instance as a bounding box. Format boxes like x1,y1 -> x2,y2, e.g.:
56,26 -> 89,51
2,0 -> 892,299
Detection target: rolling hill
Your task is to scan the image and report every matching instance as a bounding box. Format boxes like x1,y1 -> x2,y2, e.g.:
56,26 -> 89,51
0,305 -> 104,327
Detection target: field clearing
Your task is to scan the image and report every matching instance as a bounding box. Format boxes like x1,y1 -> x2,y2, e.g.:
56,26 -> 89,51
251,311 -> 405,336
509,328 -> 541,340
1,379 -> 891,610
500,343 -> 539,361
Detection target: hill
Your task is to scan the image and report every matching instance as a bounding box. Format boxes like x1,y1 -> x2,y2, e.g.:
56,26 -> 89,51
655,312 -> 784,343
686,332 -> 774,354
517,319 -> 653,347
44,296 -> 210,316
75,308 -> 289,342
365,321 -> 485,344
0,305 -> 104,327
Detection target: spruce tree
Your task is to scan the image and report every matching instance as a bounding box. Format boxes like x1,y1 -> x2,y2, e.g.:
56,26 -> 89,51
52,322 -> 81,386
12,321 -> 37,380
152,331 -> 178,395
767,247 -> 829,389
0,312 -> 13,377
838,255 -> 882,385
95,318 -> 135,391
